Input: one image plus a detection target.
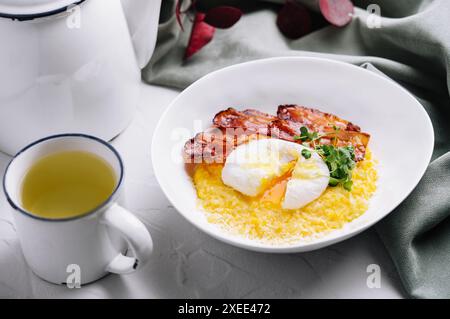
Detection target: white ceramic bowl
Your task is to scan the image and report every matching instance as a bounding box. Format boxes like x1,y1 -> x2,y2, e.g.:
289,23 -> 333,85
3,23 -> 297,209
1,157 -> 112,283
152,57 -> 434,253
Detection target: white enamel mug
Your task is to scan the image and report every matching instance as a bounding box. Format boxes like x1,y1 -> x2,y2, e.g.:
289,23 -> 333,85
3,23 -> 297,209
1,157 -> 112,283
2,134 -> 153,285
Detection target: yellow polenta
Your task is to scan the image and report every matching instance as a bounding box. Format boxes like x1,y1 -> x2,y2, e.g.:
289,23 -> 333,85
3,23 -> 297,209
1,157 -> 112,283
193,149 -> 377,244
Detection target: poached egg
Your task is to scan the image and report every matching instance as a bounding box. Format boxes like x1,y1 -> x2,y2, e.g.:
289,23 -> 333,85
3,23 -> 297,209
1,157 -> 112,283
221,138 -> 330,209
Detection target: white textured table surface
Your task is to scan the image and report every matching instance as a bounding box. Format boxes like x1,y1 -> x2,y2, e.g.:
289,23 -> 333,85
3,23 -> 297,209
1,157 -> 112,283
0,83 -> 405,299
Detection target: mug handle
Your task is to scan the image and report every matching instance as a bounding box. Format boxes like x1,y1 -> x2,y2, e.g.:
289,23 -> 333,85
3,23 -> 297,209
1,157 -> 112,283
101,204 -> 153,274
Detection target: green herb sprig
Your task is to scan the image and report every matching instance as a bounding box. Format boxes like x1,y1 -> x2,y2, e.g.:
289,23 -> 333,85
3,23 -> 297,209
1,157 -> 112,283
294,126 -> 321,146
294,126 -> 356,191
301,149 -> 311,159
315,144 -> 356,191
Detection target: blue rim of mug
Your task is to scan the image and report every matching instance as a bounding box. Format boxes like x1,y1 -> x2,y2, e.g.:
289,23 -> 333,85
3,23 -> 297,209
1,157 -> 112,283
0,0 -> 85,21
2,133 -> 124,222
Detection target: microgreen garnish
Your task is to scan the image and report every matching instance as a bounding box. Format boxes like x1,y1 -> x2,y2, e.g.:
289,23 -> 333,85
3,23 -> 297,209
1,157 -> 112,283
315,144 -> 356,191
301,149 -> 312,159
294,126 -> 320,143
331,125 -> 341,131
294,126 -> 356,191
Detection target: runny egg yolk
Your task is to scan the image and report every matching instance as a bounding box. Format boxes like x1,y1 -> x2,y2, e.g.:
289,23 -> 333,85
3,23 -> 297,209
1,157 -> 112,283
259,162 -> 295,205
259,159 -> 324,205
221,139 -> 330,210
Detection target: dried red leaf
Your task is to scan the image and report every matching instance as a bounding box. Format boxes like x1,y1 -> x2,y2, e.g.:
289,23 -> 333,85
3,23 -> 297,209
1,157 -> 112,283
319,0 -> 354,27
204,6 -> 243,29
276,0 -> 312,39
185,13 -> 216,60
176,0 -> 184,31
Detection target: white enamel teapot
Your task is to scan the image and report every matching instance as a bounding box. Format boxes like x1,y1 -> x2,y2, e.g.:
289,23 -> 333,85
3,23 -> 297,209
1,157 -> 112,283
0,0 -> 162,155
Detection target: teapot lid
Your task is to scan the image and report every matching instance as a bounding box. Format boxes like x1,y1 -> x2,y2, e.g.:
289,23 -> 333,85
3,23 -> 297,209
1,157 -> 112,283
0,0 -> 84,20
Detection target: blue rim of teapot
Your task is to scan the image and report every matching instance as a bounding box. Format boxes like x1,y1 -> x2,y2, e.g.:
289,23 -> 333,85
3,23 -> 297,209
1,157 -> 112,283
0,0 -> 85,21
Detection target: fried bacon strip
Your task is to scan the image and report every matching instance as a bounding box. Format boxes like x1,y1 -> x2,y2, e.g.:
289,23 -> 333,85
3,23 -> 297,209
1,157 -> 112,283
277,105 -> 362,132
275,105 -> 370,161
213,108 -> 276,135
184,108 -> 276,163
183,128 -> 263,163
183,105 -> 370,163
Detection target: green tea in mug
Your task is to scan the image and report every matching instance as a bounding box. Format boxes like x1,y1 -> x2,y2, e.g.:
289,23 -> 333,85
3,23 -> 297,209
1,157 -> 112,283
21,151 -> 116,219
